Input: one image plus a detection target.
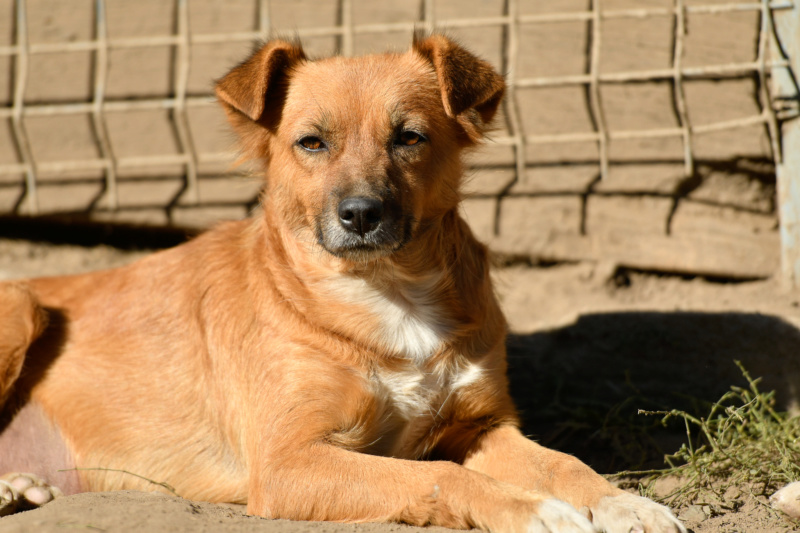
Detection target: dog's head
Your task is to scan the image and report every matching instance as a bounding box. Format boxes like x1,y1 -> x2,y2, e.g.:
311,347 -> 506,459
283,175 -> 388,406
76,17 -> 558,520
216,35 -> 504,262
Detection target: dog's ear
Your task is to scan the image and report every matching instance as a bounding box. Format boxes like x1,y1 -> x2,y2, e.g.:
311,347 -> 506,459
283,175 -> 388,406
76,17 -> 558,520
215,39 -> 306,123
413,34 -> 505,129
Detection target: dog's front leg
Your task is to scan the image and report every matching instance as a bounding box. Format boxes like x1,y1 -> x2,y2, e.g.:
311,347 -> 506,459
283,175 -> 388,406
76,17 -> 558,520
247,442 -> 595,533
461,425 -> 685,533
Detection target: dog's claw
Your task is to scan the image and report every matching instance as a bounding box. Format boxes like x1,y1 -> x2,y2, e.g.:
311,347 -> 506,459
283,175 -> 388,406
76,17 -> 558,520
0,473 -> 62,515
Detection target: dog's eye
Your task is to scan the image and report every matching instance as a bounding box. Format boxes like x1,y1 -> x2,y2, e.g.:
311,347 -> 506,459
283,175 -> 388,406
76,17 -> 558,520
298,136 -> 326,152
396,131 -> 425,147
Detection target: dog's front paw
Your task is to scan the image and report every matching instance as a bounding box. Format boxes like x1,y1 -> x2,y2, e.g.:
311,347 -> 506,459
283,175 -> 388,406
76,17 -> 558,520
590,493 -> 685,533
527,498 -> 596,533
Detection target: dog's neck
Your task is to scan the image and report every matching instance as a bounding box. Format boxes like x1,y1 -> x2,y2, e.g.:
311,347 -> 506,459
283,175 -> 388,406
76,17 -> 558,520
256,208 -> 503,364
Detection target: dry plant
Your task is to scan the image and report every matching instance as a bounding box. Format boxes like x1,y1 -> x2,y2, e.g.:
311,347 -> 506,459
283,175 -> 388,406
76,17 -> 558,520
614,361 -> 800,515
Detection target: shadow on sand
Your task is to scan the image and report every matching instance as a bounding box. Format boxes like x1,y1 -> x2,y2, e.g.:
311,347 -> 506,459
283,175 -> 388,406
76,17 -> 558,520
506,311 -> 800,473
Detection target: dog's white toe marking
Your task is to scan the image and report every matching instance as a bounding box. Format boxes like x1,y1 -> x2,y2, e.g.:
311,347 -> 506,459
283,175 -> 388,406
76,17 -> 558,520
592,493 -> 686,533
771,481 -> 800,518
527,498 -> 595,533
0,473 -> 62,515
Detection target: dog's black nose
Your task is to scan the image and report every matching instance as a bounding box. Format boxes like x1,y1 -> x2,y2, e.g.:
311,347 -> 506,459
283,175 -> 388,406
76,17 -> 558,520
338,197 -> 384,237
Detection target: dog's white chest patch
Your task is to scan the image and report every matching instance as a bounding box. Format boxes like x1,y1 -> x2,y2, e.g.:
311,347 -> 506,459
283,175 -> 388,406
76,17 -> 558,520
322,271 -> 483,456
372,361 -> 484,421
369,360 -> 485,457
374,365 -> 441,422
324,273 -> 452,362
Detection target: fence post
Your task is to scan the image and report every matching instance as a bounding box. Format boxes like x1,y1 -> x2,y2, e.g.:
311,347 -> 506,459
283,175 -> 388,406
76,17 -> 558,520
772,3 -> 800,289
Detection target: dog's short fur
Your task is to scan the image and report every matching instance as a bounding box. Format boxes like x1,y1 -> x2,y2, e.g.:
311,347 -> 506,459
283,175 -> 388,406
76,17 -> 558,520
0,36 -> 685,532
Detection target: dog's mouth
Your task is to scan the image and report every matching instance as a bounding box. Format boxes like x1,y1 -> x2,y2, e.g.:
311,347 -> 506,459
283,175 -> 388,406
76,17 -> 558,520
315,202 -> 414,261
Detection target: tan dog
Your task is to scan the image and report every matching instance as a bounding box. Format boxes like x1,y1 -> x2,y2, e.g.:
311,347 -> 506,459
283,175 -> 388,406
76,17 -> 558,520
0,35 -> 684,532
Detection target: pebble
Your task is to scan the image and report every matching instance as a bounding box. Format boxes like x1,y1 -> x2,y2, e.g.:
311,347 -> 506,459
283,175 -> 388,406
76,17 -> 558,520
679,504 -> 708,522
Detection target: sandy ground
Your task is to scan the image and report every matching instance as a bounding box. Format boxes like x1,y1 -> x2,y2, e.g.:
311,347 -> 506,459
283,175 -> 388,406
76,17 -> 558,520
1,237 -> 799,532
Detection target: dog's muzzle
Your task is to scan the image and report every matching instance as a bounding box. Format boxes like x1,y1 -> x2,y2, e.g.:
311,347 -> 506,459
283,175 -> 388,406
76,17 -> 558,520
316,194 -> 410,259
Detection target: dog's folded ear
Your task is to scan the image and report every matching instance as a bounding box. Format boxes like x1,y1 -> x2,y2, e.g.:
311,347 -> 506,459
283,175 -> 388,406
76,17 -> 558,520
413,34 -> 505,132
215,39 -> 306,123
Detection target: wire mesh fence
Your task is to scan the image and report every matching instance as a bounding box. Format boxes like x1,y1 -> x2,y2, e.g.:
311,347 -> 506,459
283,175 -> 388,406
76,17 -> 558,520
0,0 -> 797,278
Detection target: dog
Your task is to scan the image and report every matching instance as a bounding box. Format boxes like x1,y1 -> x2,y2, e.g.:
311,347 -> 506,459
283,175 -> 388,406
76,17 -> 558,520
0,35 -> 685,532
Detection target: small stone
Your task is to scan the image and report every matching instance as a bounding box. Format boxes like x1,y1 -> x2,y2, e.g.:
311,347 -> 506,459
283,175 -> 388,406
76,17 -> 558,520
723,485 -> 742,500
679,504 -> 707,522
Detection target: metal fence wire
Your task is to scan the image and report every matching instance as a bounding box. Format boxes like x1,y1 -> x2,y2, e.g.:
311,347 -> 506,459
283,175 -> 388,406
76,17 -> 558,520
1,0 -> 798,277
